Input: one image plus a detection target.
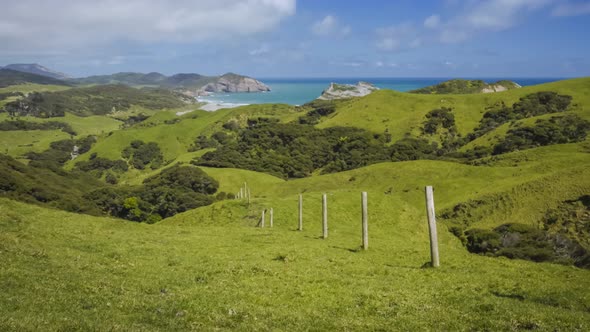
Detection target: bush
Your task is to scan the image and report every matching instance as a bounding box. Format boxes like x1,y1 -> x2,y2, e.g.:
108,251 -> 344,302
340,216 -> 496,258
465,229 -> 501,254
422,107 -> 456,135
463,223 -> 590,269
0,119 -> 76,135
390,138 -> 437,161
469,92 -> 573,140
143,165 -> 219,195
194,121 -> 391,179
493,114 -> 590,154
76,157 -> 129,173
121,140 -> 164,170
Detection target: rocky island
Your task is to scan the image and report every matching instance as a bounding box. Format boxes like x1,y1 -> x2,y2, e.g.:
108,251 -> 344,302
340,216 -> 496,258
318,81 -> 379,100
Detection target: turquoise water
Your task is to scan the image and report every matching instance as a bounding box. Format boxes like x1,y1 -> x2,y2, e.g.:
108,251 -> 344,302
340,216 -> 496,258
201,77 -> 562,106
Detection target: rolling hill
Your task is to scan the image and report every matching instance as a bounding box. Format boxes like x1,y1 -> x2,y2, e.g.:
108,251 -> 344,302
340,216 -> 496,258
0,69 -> 72,88
2,63 -> 70,80
1,76 -> 589,330
70,72 -> 271,95
409,79 -> 521,94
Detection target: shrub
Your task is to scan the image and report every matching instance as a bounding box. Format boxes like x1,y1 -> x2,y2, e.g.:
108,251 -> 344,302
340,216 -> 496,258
121,140 -> 164,170
492,114 -> 590,155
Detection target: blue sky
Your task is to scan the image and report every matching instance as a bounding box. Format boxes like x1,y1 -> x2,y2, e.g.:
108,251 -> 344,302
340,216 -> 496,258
0,0 -> 589,78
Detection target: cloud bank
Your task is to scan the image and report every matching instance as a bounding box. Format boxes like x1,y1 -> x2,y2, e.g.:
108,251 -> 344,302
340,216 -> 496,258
0,0 -> 296,53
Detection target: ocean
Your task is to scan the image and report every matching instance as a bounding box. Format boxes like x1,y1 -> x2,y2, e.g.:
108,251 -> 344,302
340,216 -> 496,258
200,77 -> 562,106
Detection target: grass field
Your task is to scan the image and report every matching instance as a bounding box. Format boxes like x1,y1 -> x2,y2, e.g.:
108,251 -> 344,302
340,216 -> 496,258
1,78 -> 590,330
0,130 -> 71,159
2,138 -> 590,330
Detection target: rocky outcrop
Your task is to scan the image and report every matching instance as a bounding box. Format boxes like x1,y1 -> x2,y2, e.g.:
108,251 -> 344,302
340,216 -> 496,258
199,73 -> 271,94
317,82 -> 379,100
410,79 -> 521,94
481,81 -> 521,93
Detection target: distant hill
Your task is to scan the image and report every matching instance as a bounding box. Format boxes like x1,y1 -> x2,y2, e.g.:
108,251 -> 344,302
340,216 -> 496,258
3,63 -> 70,80
410,79 -> 521,94
0,68 -> 72,88
2,84 -> 193,118
71,72 -> 270,95
0,63 -> 270,96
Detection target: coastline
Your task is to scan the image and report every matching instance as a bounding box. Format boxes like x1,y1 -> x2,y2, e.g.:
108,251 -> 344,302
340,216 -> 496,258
196,96 -> 249,112
189,77 -> 562,111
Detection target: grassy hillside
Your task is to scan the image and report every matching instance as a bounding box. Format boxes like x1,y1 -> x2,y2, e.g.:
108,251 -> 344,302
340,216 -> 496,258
64,78 -> 590,177
1,77 -> 590,330
2,138 -> 590,329
0,130 -> 71,158
71,103 -> 299,163
2,84 -> 193,118
0,84 -> 71,109
318,77 -> 590,144
409,79 -> 520,94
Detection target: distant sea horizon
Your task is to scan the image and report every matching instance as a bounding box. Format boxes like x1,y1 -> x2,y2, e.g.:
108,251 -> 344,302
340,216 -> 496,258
200,77 -> 563,106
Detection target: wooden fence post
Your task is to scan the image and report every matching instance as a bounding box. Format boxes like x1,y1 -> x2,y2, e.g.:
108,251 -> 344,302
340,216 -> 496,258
361,192 -> 368,250
270,208 -> 274,228
244,182 -> 248,201
425,186 -> 440,267
322,194 -> 328,239
261,209 -> 265,228
298,194 -> 303,231
240,188 -> 243,199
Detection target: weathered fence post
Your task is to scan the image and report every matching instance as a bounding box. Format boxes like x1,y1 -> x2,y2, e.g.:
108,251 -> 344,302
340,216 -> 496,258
322,193 -> 328,239
261,209 -> 265,228
270,208 -> 274,228
240,188 -> 243,199
247,188 -> 251,205
298,194 -> 303,231
425,186 -> 440,267
361,192 -> 368,250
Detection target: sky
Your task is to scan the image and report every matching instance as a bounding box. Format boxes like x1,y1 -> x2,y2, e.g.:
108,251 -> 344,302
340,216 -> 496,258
0,0 -> 589,78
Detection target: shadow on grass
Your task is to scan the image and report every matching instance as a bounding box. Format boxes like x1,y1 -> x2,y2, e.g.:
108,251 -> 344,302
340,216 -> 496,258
330,245 -> 362,253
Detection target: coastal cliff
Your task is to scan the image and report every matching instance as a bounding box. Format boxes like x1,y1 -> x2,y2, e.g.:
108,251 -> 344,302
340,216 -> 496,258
317,81 -> 379,100
199,73 -> 271,94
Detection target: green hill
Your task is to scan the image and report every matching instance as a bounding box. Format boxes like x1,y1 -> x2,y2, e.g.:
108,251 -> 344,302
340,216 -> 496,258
70,71 -> 269,93
2,140 -> 590,329
70,72 -> 213,88
1,77 -> 590,330
409,79 -> 521,94
2,84 -> 193,118
0,69 -> 71,88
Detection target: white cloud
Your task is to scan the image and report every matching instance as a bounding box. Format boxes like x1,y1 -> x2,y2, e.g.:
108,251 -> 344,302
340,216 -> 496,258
438,0 -> 554,43
376,38 -> 400,51
552,1 -> 590,16
0,0 -> 296,53
328,60 -> 364,67
375,61 -> 399,68
311,15 -> 351,37
424,15 -> 441,28
249,44 -> 271,56
375,23 -> 417,51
